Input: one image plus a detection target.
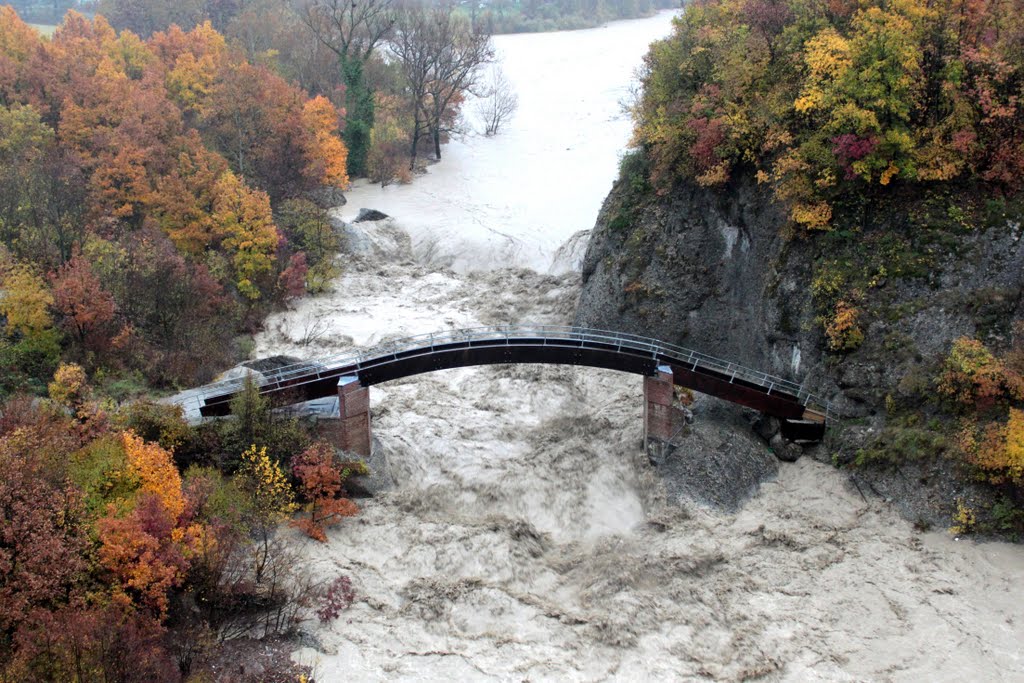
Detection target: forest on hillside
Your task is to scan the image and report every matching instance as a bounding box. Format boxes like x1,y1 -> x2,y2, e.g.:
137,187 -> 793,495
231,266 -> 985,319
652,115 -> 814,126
463,0 -> 679,33
0,2 -> 503,679
0,1 -> 506,397
627,0 -> 1024,532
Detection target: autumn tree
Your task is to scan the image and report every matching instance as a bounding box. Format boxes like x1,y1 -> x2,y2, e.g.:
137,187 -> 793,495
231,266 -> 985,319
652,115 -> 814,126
0,263 -> 54,340
84,228 -> 235,385
211,170 -> 280,300
391,2 -> 494,166
97,492 -> 191,617
0,435 -> 88,650
51,255 -> 118,356
7,603 -> 177,683
300,0 -> 396,176
290,441 -> 361,542
0,103 -> 86,267
301,94 -> 350,188
99,0 -> 206,37
275,198 -> 340,266
632,0 -> 1024,229
236,443 -> 296,582
366,91 -> 412,186
937,337 -> 1024,412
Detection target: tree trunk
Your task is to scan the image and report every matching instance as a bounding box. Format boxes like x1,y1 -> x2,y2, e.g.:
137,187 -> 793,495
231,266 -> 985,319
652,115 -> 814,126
433,128 -> 442,161
409,124 -> 420,171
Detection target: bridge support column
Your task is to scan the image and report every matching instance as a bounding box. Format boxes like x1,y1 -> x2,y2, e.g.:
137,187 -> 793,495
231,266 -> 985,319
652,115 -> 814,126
323,376 -> 372,457
644,365 -> 675,458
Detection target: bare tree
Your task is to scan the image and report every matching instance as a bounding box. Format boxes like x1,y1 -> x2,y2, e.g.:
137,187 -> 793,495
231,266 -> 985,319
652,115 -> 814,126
299,0 -> 397,175
390,2 -> 494,168
298,0 -> 396,64
476,67 -> 518,136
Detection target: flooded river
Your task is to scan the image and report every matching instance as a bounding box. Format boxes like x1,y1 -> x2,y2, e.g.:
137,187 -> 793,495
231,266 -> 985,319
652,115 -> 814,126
250,10 -> 1024,681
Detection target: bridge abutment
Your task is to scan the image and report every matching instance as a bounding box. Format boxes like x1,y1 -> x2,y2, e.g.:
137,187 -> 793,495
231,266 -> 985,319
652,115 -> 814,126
321,376 -> 372,457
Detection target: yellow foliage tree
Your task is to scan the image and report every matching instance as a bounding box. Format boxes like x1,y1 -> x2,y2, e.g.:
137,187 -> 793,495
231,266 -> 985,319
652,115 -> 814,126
212,170 -> 280,300
301,96 -> 350,189
825,299 -> 864,351
794,28 -> 852,114
956,409 -> 1024,486
48,362 -> 90,408
937,337 -> 1024,410
237,444 -> 296,520
0,263 -> 54,338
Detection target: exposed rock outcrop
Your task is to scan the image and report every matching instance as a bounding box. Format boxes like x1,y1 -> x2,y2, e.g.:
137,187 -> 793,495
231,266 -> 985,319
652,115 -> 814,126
576,171 -> 1024,524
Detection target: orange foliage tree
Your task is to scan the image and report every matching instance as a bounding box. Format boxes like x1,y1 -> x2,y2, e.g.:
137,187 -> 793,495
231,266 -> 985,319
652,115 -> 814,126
937,337 -> 1024,412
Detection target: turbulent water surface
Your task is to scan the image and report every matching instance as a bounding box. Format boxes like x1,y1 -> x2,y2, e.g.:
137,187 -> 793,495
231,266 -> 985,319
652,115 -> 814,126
251,11 -> 1024,681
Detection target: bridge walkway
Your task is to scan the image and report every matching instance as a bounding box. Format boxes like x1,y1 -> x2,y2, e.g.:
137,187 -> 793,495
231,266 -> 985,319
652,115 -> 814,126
171,326 -> 829,442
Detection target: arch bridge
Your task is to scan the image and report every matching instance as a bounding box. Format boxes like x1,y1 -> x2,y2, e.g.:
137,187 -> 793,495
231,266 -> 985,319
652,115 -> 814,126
172,326 -> 829,455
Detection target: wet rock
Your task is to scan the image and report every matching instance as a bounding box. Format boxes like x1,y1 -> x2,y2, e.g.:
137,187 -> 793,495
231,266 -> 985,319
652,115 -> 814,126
752,415 -> 781,442
307,185 -> 347,208
769,433 -> 803,462
344,435 -> 396,498
331,213 -> 412,260
653,400 -> 778,511
354,207 -> 390,222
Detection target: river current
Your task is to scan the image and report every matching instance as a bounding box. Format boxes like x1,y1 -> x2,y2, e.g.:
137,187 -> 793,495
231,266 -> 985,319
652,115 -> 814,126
251,11 -> 1024,681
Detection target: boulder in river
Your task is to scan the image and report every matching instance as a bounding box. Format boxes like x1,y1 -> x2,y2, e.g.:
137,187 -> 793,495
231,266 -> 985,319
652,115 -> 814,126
330,212 -> 412,261
354,208 -> 390,223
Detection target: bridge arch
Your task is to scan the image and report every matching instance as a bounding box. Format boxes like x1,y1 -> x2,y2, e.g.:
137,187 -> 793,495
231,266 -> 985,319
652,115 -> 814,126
176,326 -> 828,454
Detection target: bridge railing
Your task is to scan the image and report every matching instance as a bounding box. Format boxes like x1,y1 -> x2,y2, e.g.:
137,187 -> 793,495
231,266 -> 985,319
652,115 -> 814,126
167,325 -> 829,418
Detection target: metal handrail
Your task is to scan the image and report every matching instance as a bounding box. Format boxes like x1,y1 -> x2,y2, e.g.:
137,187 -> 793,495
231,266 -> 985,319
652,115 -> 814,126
167,325 -> 829,416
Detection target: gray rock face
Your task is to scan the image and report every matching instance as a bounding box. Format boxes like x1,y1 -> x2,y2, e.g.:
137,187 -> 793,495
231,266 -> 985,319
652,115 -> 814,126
575,172 -> 1024,523
576,175 -> 1024,421
576,175 -> 820,397
652,399 -> 779,511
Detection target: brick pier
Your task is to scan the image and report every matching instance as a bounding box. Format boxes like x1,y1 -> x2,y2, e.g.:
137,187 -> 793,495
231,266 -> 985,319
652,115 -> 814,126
643,365 -> 676,443
320,376 -> 372,457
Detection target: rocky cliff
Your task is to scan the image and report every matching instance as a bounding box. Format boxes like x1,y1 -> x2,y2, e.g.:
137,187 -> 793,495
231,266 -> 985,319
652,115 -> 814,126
576,165 -> 1024,529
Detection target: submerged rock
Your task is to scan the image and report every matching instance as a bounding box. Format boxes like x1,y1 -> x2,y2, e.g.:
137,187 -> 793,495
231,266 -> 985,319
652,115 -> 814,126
354,207 -> 390,223
330,211 -> 412,261
652,398 -> 778,512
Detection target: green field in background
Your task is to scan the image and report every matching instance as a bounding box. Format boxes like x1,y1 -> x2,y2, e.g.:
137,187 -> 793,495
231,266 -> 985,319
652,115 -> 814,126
29,23 -> 57,36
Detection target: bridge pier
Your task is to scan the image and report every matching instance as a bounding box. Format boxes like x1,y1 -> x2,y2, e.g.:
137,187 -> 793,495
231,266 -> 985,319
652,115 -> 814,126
644,365 -> 676,445
321,376 -> 372,457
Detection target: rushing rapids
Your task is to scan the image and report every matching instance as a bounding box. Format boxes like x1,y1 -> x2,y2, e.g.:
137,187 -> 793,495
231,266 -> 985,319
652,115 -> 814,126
243,12 -> 1024,682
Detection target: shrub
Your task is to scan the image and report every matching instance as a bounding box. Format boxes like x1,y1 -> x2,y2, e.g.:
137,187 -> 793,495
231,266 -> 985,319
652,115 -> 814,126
316,575 -> 356,623
937,337 -> 1024,411
825,299 -> 864,351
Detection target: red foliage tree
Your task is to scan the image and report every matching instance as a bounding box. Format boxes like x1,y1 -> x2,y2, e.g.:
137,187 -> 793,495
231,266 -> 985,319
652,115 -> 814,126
290,441 -> 360,542
10,603 -> 178,682
0,435 -> 88,644
51,255 -> 118,355
97,492 -> 190,617
278,251 -> 308,302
